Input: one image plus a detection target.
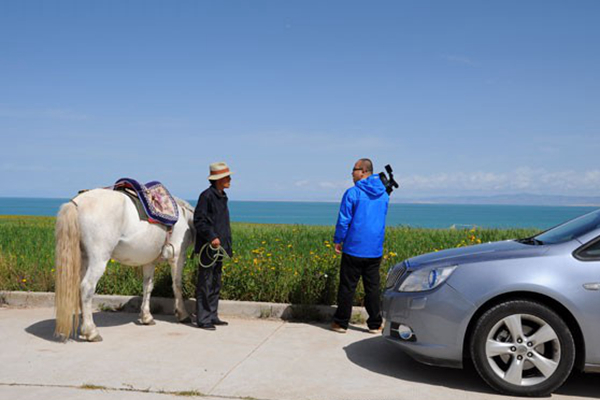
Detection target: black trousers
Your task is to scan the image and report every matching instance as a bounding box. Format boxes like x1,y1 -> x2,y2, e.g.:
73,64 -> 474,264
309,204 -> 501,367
195,257 -> 223,325
333,253 -> 383,330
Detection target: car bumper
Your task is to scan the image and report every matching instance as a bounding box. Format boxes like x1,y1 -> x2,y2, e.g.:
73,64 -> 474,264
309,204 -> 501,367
382,283 -> 475,369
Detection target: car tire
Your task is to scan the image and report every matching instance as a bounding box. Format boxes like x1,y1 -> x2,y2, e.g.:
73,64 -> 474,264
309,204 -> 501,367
470,300 -> 575,397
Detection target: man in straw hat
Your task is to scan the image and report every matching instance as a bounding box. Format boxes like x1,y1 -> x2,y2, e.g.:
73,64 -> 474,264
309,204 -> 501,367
193,162 -> 233,330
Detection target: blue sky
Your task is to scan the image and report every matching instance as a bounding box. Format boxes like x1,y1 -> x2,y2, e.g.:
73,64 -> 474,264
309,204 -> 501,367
1,0 -> 599,202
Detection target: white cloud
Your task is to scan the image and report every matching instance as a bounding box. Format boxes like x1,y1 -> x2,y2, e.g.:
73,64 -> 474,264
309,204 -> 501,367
0,105 -> 89,121
317,180 -> 350,189
442,54 -> 476,66
402,168 -> 600,195
282,168 -> 600,200
293,179 -> 350,190
129,118 -> 190,129
294,180 -> 310,187
41,109 -> 89,121
233,130 -> 397,152
1,163 -> 48,173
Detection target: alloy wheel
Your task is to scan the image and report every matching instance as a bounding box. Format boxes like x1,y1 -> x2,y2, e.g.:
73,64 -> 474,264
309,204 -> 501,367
471,300 -> 575,396
485,313 -> 560,386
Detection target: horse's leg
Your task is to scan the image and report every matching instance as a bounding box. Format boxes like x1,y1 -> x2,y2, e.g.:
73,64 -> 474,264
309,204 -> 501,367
80,255 -> 108,342
170,253 -> 191,323
140,264 -> 156,325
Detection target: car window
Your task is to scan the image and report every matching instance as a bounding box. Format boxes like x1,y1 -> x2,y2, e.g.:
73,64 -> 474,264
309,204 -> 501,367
577,238 -> 600,260
535,209 -> 600,245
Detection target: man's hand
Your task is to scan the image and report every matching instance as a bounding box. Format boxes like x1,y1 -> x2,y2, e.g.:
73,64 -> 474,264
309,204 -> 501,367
334,243 -> 342,254
210,238 -> 221,248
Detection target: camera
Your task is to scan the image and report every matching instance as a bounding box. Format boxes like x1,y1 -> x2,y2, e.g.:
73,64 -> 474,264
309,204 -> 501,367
379,164 -> 399,195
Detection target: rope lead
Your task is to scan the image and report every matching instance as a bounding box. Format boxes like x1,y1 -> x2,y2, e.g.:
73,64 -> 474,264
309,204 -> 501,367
197,242 -> 230,268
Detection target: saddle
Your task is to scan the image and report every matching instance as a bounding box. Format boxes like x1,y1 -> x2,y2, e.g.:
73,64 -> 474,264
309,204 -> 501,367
113,178 -> 179,227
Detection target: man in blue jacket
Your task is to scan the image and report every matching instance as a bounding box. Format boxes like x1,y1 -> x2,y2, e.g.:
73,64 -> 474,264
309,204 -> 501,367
332,158 -> 389,334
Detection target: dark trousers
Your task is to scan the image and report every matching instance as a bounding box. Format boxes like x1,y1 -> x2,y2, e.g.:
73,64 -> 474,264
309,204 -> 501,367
333,253 -> 383,330
195,258 -> 223,325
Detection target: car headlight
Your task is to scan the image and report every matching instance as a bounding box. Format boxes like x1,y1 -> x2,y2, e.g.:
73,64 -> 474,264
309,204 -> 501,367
397,265 -> 457,292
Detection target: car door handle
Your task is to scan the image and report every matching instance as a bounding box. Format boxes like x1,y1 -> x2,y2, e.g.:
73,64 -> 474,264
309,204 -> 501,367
583,283 -> 600,291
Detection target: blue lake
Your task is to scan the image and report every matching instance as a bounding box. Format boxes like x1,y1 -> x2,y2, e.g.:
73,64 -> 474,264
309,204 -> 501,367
0,197 -> 597,229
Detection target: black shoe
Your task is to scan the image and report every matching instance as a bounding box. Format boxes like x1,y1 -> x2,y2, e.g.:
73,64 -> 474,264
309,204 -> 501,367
197,323 -> 216,330
212,318 -> 229,326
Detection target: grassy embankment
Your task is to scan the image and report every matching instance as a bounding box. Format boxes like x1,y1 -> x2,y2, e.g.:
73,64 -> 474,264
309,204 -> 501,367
0,216 -> 538,306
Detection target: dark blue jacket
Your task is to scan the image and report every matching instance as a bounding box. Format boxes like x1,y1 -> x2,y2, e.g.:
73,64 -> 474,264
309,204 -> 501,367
193,186 -> 232,257
333,174 -> 389,258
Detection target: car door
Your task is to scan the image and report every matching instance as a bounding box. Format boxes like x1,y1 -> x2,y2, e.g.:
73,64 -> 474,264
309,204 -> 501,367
573,235 -> 600,366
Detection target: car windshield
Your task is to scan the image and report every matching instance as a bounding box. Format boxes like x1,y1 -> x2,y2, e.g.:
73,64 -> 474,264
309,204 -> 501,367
533,209 -> 600,245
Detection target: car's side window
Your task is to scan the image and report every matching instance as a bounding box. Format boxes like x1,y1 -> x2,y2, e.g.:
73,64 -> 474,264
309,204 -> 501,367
576,237 -> 600,261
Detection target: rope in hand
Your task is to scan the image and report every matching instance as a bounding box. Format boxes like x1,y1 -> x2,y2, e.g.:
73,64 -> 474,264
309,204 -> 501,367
196,242 -> 230,268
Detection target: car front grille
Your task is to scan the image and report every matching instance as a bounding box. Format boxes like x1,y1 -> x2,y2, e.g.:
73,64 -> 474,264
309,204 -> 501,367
385,262 -> 407,289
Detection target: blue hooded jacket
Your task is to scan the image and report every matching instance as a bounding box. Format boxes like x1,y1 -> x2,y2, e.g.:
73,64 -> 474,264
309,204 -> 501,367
333,174 -> 389,258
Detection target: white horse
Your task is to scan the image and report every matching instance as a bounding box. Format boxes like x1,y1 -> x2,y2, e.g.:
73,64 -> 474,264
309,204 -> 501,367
54,188 -> 195,342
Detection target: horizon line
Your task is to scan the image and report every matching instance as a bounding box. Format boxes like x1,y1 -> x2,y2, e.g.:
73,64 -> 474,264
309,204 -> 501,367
0,196 -> 599,208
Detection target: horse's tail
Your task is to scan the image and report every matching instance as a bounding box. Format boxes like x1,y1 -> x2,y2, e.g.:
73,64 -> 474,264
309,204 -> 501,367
54,201 -> 82,341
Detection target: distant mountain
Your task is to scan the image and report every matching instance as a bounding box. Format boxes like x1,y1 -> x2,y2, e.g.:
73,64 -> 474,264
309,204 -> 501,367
394,194 -> 600,207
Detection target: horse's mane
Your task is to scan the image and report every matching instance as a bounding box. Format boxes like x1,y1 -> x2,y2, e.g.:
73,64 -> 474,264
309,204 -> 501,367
174,197 -> 196,241
174,197 -> 194,215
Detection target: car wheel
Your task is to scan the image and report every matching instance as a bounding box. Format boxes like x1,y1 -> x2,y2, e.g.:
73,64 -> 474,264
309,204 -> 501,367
470,300 -> 575,397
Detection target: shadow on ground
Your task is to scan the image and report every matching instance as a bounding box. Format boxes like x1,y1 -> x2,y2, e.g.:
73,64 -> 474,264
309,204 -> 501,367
344,336 -> 600,398
302,320 -> 373,334
24,311 -> 187,342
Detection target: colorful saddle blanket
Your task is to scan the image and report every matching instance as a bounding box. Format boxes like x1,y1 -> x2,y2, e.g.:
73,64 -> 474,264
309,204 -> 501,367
113,178 -> 179,227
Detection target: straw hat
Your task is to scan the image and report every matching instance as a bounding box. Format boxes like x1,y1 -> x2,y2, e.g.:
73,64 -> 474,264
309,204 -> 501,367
208,162 -> 233,181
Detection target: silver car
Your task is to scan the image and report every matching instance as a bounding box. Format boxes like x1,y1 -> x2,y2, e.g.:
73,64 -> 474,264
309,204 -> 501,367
382,209 -> 600,396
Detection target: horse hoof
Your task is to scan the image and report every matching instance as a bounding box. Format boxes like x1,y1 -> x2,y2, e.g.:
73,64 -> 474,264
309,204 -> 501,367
89,334 -> 103,342
141,319 -> 156,326
179,316 -> 192,324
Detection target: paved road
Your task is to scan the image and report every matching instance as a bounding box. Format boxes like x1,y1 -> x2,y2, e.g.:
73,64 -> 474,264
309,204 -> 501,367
0,306 -> 597,400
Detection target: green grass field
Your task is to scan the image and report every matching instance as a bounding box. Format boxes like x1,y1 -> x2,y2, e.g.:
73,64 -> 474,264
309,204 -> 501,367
0,216 -> 538,305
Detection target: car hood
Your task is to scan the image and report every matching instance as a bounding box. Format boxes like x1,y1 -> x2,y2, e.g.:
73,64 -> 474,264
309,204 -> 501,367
406,240 -> 549,269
